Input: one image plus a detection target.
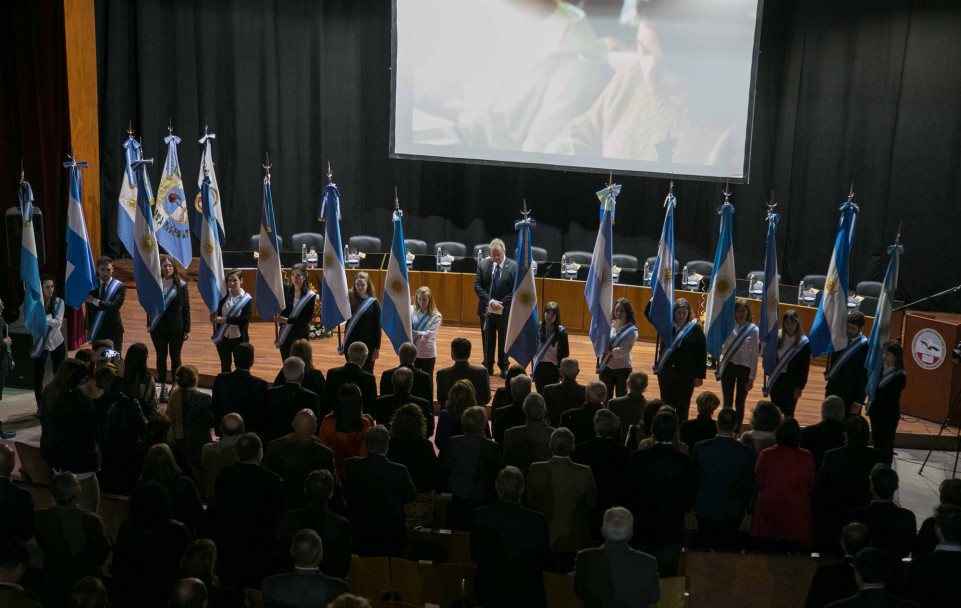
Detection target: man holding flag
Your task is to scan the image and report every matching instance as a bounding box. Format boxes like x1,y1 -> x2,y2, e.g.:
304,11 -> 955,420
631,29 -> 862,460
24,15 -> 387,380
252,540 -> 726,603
505,202 -> 538,369
381,197 -> 413,354
254,155 -> 286,325
318,165 -> 351,333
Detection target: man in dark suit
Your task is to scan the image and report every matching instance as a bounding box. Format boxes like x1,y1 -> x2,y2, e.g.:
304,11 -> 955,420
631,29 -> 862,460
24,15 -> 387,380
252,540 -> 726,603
543,357 -> 587,427
474,238 -> 517,376
574,507 -> 660,608
903,504 -> 961,608
470,466 -> 551,608
262,529 -> 351,608
209,434 -> 286,589
679,391 -> 719,454
0,537 -> 36,608
493,374 -> 531,445
692,407 -> 754,550
375,366 -> 434,437
801,396 -> 847,472
436,337 -> 491,408
201,413 -> 244,500
805,522 -> 872,608
343,425 -> 416,557
274,469 -> 352,580
825,547 -> 920,608
0,445 -> 33,542
84,256 -> 126,352
380,341 -> 433,405
326,342 -> 378,415
503,393 -> 555,477
560,380 -> 607,445
211,343 -> 268,436
571,408 -> 630,538
608,370 -> 648,444
260,357 -> 321,445
264,409 -> 341,511
825,312 -> 869,417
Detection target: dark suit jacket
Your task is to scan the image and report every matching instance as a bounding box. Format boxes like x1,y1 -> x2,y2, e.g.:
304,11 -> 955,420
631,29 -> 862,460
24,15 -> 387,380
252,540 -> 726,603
385,436 -> 442,493
86,279 -> 127,340
214,292 -> 253,343
574,541 -> 660,608
805,557 -> 858,608
443,435 -> 502,505
0,477 -> 34,542
474,256 -> 518,315
273,368 -> 327,417
571,437 -> 630,533
34,505 -> 111,604
263,433 -> 340,510
470,502 -> 551,608
273,505 -> 353,580
608,393 -> 646,443
845,502 -> 917,591
904,549 -> 961,608
262,569 -> 350,608
825,588 -> 920,608
260,383 -> 320,445
374,392 -> 434,438
560,403 -> 602,446
679,415 -> 717,454
152,283 -> 191,335
801,419 -> 847,472
693,435 -> 754,523
343,297 -> 381,353
623,444 -> 698,548
660,323 -> 707,379
436,360 -> 491,407
278,284 -> 317,347
492,401 -> 527,446
211,369 -> 269,435
325,362 -> 377,415
825,341 -> 868,407
343,453 -> 416,556
380,363 -> 433,405
543,380 -> 586,427
813,444 -> 888,552
868,372 -> 906,423
502,421 -> 554,477
526,456 -> 597,552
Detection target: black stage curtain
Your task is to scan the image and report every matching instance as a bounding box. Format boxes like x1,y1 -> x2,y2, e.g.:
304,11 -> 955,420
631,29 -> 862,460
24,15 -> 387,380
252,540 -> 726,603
95,0 -> 961,310
0,0 -> 72,322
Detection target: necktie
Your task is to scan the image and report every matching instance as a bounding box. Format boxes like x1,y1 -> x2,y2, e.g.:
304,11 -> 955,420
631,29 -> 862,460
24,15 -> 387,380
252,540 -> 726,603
493,264 -> 501,294
100,281 -> 106,300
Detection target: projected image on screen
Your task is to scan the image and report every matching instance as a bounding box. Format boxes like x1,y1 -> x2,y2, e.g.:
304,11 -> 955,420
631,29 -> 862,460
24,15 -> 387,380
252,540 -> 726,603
392,0 -> 761,181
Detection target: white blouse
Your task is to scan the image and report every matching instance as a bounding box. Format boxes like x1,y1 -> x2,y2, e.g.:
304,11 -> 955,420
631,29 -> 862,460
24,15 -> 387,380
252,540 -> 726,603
411,305 -> 442,359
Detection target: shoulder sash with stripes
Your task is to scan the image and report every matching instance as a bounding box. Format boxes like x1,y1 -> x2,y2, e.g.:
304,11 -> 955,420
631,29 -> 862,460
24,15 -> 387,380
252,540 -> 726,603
147,281 -> 185,333
824,334 -> 868,380
211,292 -> 252,344
598,323 -> 637,373
866,368 -> 906,413
533,325 -> 564,371
31,298 -> 63,359
88,279 -> 123,343
338,296 -> 375,355
412,310 -> 438,344
654,321 -> 697,373
763,335 -> 809,395
715,322 -> 758,380
274,289 -> 317,347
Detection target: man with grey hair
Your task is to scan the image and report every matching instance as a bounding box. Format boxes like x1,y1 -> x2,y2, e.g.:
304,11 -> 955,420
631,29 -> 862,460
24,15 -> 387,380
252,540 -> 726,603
474,238 -> 517,377
343,425 -> 416,557
471,466 -> 551,608
326,341 -> 377,415
261,356 -> 321,445
503,392 -> 556,476
493,374 -> 532,445
379,341 -> 432,404
574,507 -> 660,608
608,370 -> 649,443
560,380 -> 607,445
374,365 -> 434,437
572,408 -> 631,537
801,395 -> 847,472
201,413 -> 245,500
264,409 -> 341,510
526,428 -> 597,571
263,529 -> 351,608
544,357 -> 587,426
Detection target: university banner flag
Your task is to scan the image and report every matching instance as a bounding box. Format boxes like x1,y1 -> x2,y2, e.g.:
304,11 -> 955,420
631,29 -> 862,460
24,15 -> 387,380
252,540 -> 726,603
381,200 -> 413,352
704,190 -> 737,359
63,154 -> 97,309
809,192 -> 860,356
193,127 -> 225,244
254,157 -> 285,321
154,128 -> 192,267
505,203 -> 538,367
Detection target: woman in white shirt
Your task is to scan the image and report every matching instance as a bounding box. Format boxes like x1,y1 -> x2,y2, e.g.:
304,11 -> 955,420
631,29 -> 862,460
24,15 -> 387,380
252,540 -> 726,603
211,269 -> 252,373
600,297 -> 638,399
33,274 -> 65,411
411,286 -> 442,375
717,298 -> 759,431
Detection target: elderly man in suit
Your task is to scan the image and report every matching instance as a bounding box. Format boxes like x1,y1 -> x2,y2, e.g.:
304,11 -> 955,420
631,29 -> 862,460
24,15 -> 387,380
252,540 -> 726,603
375,366 -> 434,437
493,374 -> 532,446
264,409 -> 340,511
211,343 -> 268,436
201,413 -> 244,500
571,408 -> 631,538
806,522 -> 872,608
326,342 -> 378,415
436,337 -> 491,407
825,548 -> 920,608
801,396 -> 847,473
544,357 -> 586,427
84,255 -> 127,352
380,342 -> 433,404
607,370 -> 648,443
560,380 -> 607,445
574,507 -> 660,608
474,238 -> 517,377
503,393 -> 555,477
260,357 -> 321,445
263,529 -> 351,608
0,445 -> 33,542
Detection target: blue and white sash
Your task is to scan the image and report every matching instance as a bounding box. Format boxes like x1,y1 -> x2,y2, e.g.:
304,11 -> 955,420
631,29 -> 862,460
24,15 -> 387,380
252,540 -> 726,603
715,322 -> 757,380
865,368 -> 906,413
338,296 -> 375,355
533,325 -> 564,371
824,334 -> 868,380
274,289 -> 317,347
412,310 -> 434,344
147,281 -> 185,333
654,321 -> 697,373
763,335 -> 809,396
598,324 -> 638,373
211,292 -> 252,344
88,279 -> 123,343
31,298 -> 63,359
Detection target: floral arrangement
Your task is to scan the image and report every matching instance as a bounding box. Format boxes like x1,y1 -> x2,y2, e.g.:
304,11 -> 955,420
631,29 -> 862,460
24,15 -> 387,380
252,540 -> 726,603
307,282 -> 335,339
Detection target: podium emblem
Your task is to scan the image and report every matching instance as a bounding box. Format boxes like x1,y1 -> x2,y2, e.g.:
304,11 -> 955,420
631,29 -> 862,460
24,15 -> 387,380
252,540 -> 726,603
911,328 -> 946,370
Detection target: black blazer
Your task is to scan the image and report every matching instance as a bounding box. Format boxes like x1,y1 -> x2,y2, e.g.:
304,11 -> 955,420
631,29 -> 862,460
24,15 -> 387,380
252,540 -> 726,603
773,341 -> 811,391
436,360 -> 491,407
151,282 -> 191,335
474,257 -> 518,315
693,435 -> 754,523
86,280 -> 127,338
825,341 -> 868,406
813,444 -> 889,553
492,401 -> 527,446
539,325 -> 571,361
375,392 -> 434,438
574,541 -> 660,608
211,369 -> 269,434
263,435 -> 340,512
273,368 -> 327,417
904,550 -> 961,608
571,437 -> 630,533
805,557 -> 859,608
214,292 -> 253,343
660,323 -> 707,379
868,372 -> 906,423
608,393 -> 647,444
274,504 -> 353,579
560,403 -> 603,446
279,284 -> 317,346
800,419 -> 847,473
0,477 -> 34,542
543,380 -> 587,428
259,383 -> 321,445
623,444 -> 698,547
380,363 -> 433,404
386,436 -> 442,493
262,569 -> 351,608
343,453 -> 416,557
344,297 -> 381,352
325,362 -> 377,415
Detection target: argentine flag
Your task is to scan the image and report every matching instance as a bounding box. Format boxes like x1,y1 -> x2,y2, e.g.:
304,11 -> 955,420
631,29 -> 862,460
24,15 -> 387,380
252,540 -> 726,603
865,240 -> 903,403
118,136 -> 143,256
197,170 -> 226,313
193,131 -> 226,244
704,198 -> 737,359
18,180 -> 47,348
505,210 -> 539,367
759,211 -> 781,377
319,181 -> 351,329
63,157 -> 96,309
585,185 -> 618,359
381,207 -> 413,352
131,158 -> 165,322
647,189 -> 677,346
255,166 -> 285,320
154,133 -> 192,268
809,199 -> 859,356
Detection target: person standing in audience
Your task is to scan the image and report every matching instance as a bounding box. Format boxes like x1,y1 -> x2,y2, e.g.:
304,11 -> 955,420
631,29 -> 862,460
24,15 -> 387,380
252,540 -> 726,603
33,274 -> 66,411
0,538 -> 36,608
655,297 -> 706,421
379,341 -> 432,404
914,479 -> 961,556
98,362 -> 147,495
375,366 -> 434,438
0,445 -> 34,543
560,380 -> 607,446
85,255 -> 126,353
490,364 -> 527,411
532,301 -> 569,393
825,311 -> 869,417
679,391 -> 720,453
319,383 -> 373,479
273,263 -> 317,362
571,409 -> 630,538
635,404 -> 688,454
411,286 -> 442,377
493,374 -> 532,445
211,268 -> 253,374
0,298 -> 13,439
149,255 -> 190,404
866,340 -> 906,459
138,444 -> 206,539
261,357 -> 321,445
805,522 -> 872,608
474,238 -> 517,377
739,400 -> 782,463
717,299 -> 758,425
800,396 -> 847,473
600,298 -> 637,399
766,309 -> 810,421
326,342 -> 378,416
121,342 -> 159,419
826,547 -> 921,608
201,413 -> 245,500
343,272 -> 381,374
262,529 -> 351,608
264,409 -> 338,511
608,370 -> 648,444
273,339 -> 327,416
503,393 -> 555,477
166,364 -> 215,469
177,539 -> 246,608
444,406 -> 502,530
386,404 -> 442,528
435,380 -> 489,455
544,357 -> 587,427
211,343 -> 268,434
436,337 -> 491,408
904,504 -> 961,608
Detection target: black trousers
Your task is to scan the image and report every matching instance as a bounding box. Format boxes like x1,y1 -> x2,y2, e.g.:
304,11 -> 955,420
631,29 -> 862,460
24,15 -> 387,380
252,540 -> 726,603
151,330 -> 184,384
480,313 -> 508,373
414,357 -> 435,375
33,342 -> 66,405
532,361 -> 559,394
869,414 -> 898,459
600,366 -> 630,400
216,337 -> 243,374
770,379 -> 801,420
658,368 -> 697,421
720,363 -> 751,430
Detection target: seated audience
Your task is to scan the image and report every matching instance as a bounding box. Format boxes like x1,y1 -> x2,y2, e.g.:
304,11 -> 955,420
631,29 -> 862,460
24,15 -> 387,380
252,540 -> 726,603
435,337 -> 491,408
571,408 -> 630,538
326,342 -> 378,415
201,413 -> 245,500
273,339 -> 327,416
166,364 -> 215,469
177,539 -> 246,608
800,396 -> 847,473
493,374 -> 532,445
264,409 -> 338,510
560,380 -> 607,446
435,380 -> 491,455
0,538 -> 37,608
544,357 -> 586,428
139,443 -> 205,538
319,383 -> 373,479
0,444 -> 34,542
386,404 -> 442,527
679,391 -> 720,453
503,393 -> 555,477
913,478 -> 961,556
374,366 -> 434,438
211,342 -> 268,434
120,342 -> 159,419
263,530 -> 351,608
444,406 -> 502,530
261,357 -> 321,445
904,503 -> 961,608
825,547 -> 920,607
379,341 -> 433,404
805,522 -> 871,608
739,400 -> 782,462
607,370 -> 648,444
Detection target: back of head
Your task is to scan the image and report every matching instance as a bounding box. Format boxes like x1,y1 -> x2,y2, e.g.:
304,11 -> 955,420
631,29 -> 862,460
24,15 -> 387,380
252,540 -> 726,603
220,413 -> 245,437
233,342 -> 255,370
522,393 -> 546,422
390,403 -> 427,440
750,401 -> 782,433
305,469 -> 336,506
696,391 -> 720,415
283,356 -> 306,382
451,337 -> 471,361
327,594 -> 373,608
50,471 -> 81,506
72,576 -> 109,608
716,407 -> 738,434
0,537 -> 29,577
391,366 -> 414,392
651,411 -> 679,443
627,370 -> 648,394
175,365 -> 199,390
559,357 -> 579,381
853,547 -> 890,585
841,522 -> 872,556
585,380 -> 607,405
461,406 -> 488,436
870,463 -> 899,500
601,507 -> 634,542
398,342 -> 417,364
495,466 -> 525,505
844,415 -> 870,446
550,427 -> 575,457
939,478 -> 961,507
235,433 -> 263,463
774,418 -> 801,447
935,503 -> 961,544
821,395 -> 846,423
593,409 -> 620,439
123,342 -> 149,383
848,311 -> 866,329
290,339 -> 314,369
178,539 -> 218,587
347,341 -> 368,365
447,380 -> 476,420
365,425 -> 390,454
142,443 -> 183,482
510,374 -> 532,401
145,415 -> 173,446
504,365 -> 527,391
293,409 -> 318,435
291,529 -> 323,568
129,481 -> 174,528
642,399 -> 665,434
334,383 -> 364,433
167,577 -> 208,608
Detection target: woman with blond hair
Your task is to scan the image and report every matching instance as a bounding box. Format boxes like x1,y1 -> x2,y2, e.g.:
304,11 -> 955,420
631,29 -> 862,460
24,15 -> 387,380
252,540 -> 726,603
411,285 -> 442,375
765,309 -> 810,421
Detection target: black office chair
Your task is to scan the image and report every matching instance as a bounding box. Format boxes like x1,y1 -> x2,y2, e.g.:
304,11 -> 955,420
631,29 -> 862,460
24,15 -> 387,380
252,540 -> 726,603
348,235 -> 382,253
250,234 -> 284,251
531,246 -> 548,262
292,232 -> 324,252
684,260 -> 714,292
856,280 -> 883,298
473,243 -> 491,259
405,239 -> 428,255
612,254 -> 639,269
563,250 -> 593,265
433,241 -> 467,257
746,270 -> 782,285
858,296 -> 879,316
802,274 -> 827,291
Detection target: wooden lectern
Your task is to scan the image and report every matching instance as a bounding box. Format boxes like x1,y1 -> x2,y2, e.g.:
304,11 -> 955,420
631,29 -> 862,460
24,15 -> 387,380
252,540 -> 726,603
901,312 -> 961,425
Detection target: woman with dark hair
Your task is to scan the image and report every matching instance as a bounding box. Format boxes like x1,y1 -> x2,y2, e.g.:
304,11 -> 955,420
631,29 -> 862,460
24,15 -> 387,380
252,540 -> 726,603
532,301 -> 570,394
411,285 -> 442,375
914,478 -> 961,556
273,262 -> 317,361
178,539 -> 245,608
866,340 -> 906,457
387,403 -> 442,527
272,338 -> 327,412
120,343 -> 158,419
149,254 -> 190,403
33,274 -> 66,411
211,268 -> 252,373
717,299 -> 758,428
343,271 -> 381,373
599,297 -> 637,400
435,380 -> 491,454
136,414 -> 195,484
166,365 -> 215,469
765,309 -> 810,421
490,364 -> 527,410
738,400 -> 782,462
750,418 -> 816,551
655,297 -> 707,421
318,383 -> 373,478
139,443 -> 205,538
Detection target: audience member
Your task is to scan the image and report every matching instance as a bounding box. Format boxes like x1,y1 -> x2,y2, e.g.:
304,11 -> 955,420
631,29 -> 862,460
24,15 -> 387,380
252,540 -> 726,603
444,406 -> 502,530
139,443 -> 206,538
71,575 -> 108,608
201,413 -> 245,500
0,538 -> 38,608
607,370 -> 648,444
379,342 -> 432,404
261,357 -> 321,445
263,530 -> 351,608
166,364 -> 215,468
502,393 -> 555,477
635,404 -> 688,454
559,380 -> 607,445
120,342 -> 159,419
274,470 -> 352,579
490,364 -> 527,411
679,391 -> 720,453
167,578 -> 208,608
805,522 -> 872,608
374,366 -> 434,438
435,380 -> 491,455
493,374 -> 532,445
326,342 -> 378,416
903,503 -> 961,608
273,339 -> 327,417
178,539 -> 246,608
327,594 -> 371,608
801,396 -> 847,473
913,478 -> 961,556
543,357 -> 586,427
739,400 -> 781,462
436,338 -> 491,408
318,383 -> 373,479
386,404 -> 442,527
824,547 -> 920,607
264,409 -> 338,510
625,398 -> 666,450
137,415 -> 196,484
470,466 -> 551,608
571,408 -> 630,537
211,343 -> 268,435
0,445 -> 34,542
98,362 -> 147,494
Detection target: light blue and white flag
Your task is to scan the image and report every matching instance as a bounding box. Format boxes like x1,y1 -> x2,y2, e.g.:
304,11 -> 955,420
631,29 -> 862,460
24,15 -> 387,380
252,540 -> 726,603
18,179 -> 46,348
704,196 -> 737,359
193,129 -> 225,244
865,238 -> 903,403
319,178 -> 351,329
646,188 -> 677,347
63,156 -> 97,309
197,169 -> 226,313
154,132 -> 192,267
505,206 -> 538,368
381,205 -> 413,353
255,162 -> 285,321
585,184 -> 618,359
759,210 -> 781,377
809,198 -> 860,356
118,136 -> 143,256
131,157 -> 165,322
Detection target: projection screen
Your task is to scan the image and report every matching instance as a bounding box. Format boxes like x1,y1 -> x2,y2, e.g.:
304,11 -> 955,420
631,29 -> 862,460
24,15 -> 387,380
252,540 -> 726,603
391,0 -> 763,182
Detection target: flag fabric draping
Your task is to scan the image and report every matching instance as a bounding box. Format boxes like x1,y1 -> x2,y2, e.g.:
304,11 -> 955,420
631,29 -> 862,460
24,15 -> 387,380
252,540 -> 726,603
585,184 -> 618,359
759,210 -> 781,379
381,207 -> 413,353
63,157 -> 97,309
319,178 -> 351,330
18,179 -> 47,353
505,208 -> 538,368
154,132 -> 192,267
117,136 -> 143,256
809,197 -> 860,356
197,169 -> 226,313
131,157 -> 165,322
704,196 -> 737,359
646,189 -> 677,347
865,239 -> 903,404
254,164 -> 285,321
193,130 -> 225,244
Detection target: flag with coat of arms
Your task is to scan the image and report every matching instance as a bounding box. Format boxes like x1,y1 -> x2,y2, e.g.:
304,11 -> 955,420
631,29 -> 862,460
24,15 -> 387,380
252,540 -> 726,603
154,128 -> 192,268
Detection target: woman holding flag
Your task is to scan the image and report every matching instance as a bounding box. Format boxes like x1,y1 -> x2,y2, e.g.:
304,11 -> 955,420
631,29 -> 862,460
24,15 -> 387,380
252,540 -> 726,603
211,269 -> 252,374
273,263 -> 317,361
411,286 -> 442,375
765,310 -> 810,420
33,275 -> 66,411
149,255 -> 190,402
533,301 -> 569,394
717,299 -> 759,428
656,297 -> 706,421
343,271 -> 380,373
866,340 -> 906,458
599,298 -> 637,399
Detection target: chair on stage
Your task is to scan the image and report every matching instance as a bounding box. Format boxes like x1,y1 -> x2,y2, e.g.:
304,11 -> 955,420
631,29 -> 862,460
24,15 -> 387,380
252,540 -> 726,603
563,250 -> 593,265
292,232 -> 324,252
857,295 -> 879,316
433,241 -> 467,257
685,259 -> 714,292
405,239 -> 428,255
856,280 -> 884,298
801,274 -> 827,291
645,256 -> 682,288
473,243 -> 490,259
250,234 -> 285,252
532,246 -> 548,262
613,253 -> 639,269
348,235 -> 383,254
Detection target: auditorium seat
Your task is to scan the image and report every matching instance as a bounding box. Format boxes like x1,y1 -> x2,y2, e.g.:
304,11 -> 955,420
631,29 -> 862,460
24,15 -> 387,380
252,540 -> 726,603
250,234 -> 284,252
348,556 -> 392,601
563,250 -> 593,265
291,231 -> 323,251
473,243 -> 490,259
802,274 -> 827,291
543,571 -> 581,608
685,259 -> 714,292
433,241 -> 467,257
645,256 -> 682,288
856,280 -> 883,297
613,253 -> 639,269
14,441 -> 52,485
655,576 -> 687,608
404,239 -> 428,255
531,246 -> 548,262
348,235 -> 382,253
389,558 -> 476,607
746,269 -> 782,285
858,295 -> 879,316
